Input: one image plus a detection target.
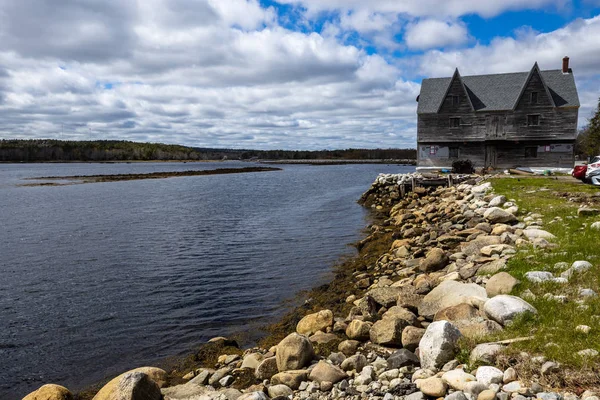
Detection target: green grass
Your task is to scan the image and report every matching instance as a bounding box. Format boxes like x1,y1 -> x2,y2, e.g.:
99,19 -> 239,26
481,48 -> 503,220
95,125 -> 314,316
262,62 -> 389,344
481,177 -> 600,375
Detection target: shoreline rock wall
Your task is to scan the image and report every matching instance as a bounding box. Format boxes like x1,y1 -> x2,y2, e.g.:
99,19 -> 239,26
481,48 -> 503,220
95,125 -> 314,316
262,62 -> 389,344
27,174 -> 592,400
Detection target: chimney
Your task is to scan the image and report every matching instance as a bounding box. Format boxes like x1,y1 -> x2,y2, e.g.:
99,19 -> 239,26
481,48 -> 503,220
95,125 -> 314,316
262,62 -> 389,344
562,56 -> 570,73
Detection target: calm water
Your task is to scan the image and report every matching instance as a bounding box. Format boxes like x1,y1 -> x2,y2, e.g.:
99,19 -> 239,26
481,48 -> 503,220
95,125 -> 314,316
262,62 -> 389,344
0,161 -> 414,399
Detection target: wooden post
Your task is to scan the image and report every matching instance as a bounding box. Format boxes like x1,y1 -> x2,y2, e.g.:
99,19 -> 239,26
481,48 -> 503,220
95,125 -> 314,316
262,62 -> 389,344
411,177 -> 416,192
400,184 -> 406,198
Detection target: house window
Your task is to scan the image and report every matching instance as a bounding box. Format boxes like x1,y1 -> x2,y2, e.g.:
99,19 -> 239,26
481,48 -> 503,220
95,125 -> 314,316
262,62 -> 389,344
527,114 -> 540,126
449,147 -> 459,158
531,92 -> 538,104
450,117 -> 461,128
525,147 -> 538,158
452,95 -> 460,106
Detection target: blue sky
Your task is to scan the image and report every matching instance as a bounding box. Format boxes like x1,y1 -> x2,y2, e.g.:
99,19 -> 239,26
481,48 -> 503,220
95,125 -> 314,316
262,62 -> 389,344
0,0 -> 599,149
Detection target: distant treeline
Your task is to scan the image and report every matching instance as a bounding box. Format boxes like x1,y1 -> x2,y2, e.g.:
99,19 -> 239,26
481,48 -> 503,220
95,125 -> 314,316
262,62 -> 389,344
0,139 -> 416,162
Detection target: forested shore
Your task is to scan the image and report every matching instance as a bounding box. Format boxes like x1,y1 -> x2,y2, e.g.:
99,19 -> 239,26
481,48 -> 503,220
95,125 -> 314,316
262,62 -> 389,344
0,139 -> 416,163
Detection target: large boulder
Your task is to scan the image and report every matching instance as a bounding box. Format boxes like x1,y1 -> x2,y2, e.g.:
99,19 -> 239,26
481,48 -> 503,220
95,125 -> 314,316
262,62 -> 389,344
255,356 -> 278,380
271,370 -> 309,390
345,320 -> 372,341
419,248 -> 450,272
419,321 -> 462,370
23,384 -> 73,400
484,207 -> 517,224
369,316 -> 411,346
418,280 -> 488,319
308,361 -> 348,384
93,372 -> 161,400
434,303 -> 479,322
296,310 -> 334,336
367,287 -> 404,308
483,295 -> 537,326
92,367 -> 167,400
486,272 -> 519,297
276,333 -> 314,372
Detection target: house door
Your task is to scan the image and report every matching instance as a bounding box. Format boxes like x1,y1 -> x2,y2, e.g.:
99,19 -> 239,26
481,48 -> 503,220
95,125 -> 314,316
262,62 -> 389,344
485,145 -> 497,168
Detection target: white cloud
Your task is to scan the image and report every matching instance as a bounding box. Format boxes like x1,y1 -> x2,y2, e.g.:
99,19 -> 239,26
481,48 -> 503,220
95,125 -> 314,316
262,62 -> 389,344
404,19 -> 468,50
416,15 -> 600,77
0,0 -> 597,149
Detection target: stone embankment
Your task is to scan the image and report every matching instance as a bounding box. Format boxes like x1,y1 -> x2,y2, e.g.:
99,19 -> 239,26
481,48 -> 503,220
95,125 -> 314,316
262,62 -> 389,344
25,174 -> 594,400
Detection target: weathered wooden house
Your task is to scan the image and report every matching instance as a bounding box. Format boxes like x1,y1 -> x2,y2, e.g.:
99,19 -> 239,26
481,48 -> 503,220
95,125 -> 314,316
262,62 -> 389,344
416,57 -> 579,170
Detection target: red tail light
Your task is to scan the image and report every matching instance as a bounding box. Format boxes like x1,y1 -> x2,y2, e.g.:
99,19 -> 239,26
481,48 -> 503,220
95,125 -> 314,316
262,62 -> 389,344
591,163 -> 600,168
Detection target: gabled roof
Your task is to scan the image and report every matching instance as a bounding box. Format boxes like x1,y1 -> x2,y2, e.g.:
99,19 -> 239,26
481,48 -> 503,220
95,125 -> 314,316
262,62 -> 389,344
436,68 -> 474,112
417,63 -> 580,114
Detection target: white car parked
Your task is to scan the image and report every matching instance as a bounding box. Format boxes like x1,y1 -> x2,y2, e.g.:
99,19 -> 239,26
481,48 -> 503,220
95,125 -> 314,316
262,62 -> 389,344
585,155 -> 600,185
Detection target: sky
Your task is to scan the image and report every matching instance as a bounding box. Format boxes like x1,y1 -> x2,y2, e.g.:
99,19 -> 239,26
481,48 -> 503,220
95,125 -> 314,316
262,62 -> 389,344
0,0 -> 599,150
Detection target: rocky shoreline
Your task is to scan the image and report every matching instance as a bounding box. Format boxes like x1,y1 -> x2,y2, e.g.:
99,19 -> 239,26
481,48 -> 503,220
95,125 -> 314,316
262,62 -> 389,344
25,174 -> 597,400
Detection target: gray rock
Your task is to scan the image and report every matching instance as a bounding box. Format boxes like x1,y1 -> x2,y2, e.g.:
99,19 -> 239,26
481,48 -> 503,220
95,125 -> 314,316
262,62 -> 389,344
328,352 -> 346,365
115,372 -> 162,400
475,366 -> 504,386
486,272 -> 519,297
345,320 -> 372,341
271,370 -> 309,390
419,321 -> 462,370
489,195 -> 507,207
387,349 -> 420,369
370,315 -> 411,346
572,260 -> 593,273
522,229 -> 556,240
267,384 -> 293,398
418,280 -> 488,319
340,354 -> 367,372
237,392 -> 269,400
484,207 -> 517,224
276,333 -> 314,372
420,248 -> 450,272
441,369 -> 476,390
524,271 -> 554,283
483,295 -> 537,326
308,361 -> 347,384
367,287 -> 404,308
241,353 -> 263,370
255,356 -> 278,380
209,368 -> 232,386
537,393 -> 563,400
188,369 -> 212,385
338,339 -> 361,356
461,236 -> 503,257
470,343 -> 504,364
406,391 -> 427,400
463,381 -> 488,398
446,391 -> 468,400
219,375 -> 235,387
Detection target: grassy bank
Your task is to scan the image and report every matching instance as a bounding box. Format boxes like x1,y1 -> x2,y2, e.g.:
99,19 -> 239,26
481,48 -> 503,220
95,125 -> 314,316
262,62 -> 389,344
477,176 -> 600,387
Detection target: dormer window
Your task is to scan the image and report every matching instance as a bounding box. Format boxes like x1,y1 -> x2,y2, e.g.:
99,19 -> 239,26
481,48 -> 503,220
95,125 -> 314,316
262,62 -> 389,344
451,95 -> 460,106
450,117 -> 461,128
531,92 -> 538,104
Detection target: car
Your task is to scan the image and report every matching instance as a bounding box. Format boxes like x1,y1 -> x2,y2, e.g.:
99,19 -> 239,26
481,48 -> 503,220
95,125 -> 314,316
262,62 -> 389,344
585,156 -> 600,185
572,164 -> 588,180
